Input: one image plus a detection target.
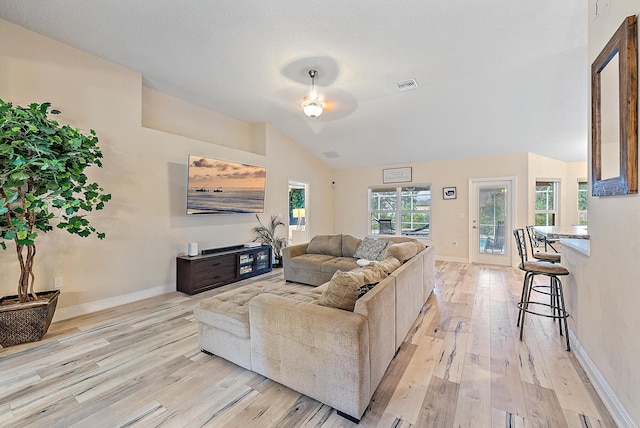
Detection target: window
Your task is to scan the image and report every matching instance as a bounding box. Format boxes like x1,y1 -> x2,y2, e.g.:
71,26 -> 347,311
535,181 -> 559,226
369,186 -> 431,238
577,180 -> 588,225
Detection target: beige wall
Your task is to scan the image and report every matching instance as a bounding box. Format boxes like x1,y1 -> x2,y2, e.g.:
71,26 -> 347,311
334,153 -> 585,264
0,19 -> 334,316
567,2 -> 640,425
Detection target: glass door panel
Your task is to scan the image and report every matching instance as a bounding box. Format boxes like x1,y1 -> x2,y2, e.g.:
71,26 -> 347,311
478,186 -> 506,255
470,179 -> 512,266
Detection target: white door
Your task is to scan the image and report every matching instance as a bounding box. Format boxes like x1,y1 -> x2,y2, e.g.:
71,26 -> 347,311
469,178 -> 514,266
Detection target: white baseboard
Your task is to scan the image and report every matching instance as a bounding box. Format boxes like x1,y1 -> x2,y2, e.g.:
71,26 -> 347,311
52,284 -> 175,322
435,255 -> 469,263
569,330 -> 637,428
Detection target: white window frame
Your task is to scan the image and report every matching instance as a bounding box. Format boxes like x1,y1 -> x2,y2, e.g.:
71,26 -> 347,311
368,185 -> 431,239
535,180 -> 560,226
577,179 -> 588,225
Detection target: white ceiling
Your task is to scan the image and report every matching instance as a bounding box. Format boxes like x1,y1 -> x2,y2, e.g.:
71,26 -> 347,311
0,1 -> 588,169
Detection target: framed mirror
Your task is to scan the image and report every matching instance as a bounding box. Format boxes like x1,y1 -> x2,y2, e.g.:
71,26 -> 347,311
591,15 -> 638,196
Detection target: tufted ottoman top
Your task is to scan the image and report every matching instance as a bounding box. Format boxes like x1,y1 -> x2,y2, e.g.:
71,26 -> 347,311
194,281 -> 320,338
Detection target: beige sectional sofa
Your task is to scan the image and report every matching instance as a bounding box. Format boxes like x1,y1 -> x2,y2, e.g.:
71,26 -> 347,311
283,234 -> 427,286
194,234 -> 435,421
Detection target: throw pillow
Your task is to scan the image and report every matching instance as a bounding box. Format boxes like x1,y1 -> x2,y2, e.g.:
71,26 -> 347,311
353,237 -> 390,261
307,234 -> 343,257
377,256 -> 402,274
385,242 -> 419,263
360,262 -> 388,284
316,270 -> 366,311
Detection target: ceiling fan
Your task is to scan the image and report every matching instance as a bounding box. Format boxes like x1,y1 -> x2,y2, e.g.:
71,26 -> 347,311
301,70 -> 325,117
273,57 -> 359,121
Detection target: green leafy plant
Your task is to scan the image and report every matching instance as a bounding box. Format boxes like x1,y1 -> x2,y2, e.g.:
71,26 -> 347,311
251,214 -> 287,261
0,99 -> 111,303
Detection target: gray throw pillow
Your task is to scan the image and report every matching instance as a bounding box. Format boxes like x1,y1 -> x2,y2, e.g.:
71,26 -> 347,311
353,237 -> 390,261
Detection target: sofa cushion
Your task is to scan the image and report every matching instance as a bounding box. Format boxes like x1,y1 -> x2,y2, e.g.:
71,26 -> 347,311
317,270 -> 367,311
377,257 -> 402,274
288,253 -> 336,271
341,234 -> 362,258
307,234 -> 343,257
385,242 -> 419,263
321,257 -> 360,274
353,237 -> 390,261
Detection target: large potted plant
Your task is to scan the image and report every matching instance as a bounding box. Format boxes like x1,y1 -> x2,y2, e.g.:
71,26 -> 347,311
0,99 -> 111,347
250,214 -> 288,267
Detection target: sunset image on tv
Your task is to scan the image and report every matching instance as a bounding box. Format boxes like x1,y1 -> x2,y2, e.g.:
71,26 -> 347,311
187,155 -> 266,214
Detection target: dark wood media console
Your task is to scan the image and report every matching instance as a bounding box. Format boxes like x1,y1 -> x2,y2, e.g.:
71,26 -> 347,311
176,245 -> 272,295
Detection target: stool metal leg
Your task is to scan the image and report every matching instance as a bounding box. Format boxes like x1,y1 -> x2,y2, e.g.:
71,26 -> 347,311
556,277 -> 571,351
517,272 -> 531,327
519,273 -> 534,341
517,272 -> 571,352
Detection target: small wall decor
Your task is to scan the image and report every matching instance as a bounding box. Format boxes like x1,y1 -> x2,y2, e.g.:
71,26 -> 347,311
383,167 -> 412,184
443,187 -> 457,200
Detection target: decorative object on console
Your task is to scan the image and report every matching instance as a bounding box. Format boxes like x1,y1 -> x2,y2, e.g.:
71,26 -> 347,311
187,242 -> 198,257
186,154 -> 266,214
591,15 -> 638,196
250,214 -> 288,267
0,99 -> 111,347
443,186 -> 457,199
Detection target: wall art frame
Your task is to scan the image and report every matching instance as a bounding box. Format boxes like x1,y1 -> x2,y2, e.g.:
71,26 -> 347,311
383,167 -> 412,184
591,15 -> 638,196
443,186 -> 457,200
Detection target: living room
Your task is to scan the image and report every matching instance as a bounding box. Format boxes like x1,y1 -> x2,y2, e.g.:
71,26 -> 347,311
1,1 -> 639,427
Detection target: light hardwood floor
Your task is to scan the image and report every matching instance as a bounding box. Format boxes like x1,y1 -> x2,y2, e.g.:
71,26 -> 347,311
0,262 -> 616,427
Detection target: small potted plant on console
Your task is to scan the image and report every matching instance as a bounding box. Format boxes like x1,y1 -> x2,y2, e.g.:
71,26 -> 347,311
0,99 -> 111,347
251,214 -> 287,267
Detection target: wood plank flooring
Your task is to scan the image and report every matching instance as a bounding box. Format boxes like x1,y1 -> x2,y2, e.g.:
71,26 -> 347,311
0,262 -> 616,427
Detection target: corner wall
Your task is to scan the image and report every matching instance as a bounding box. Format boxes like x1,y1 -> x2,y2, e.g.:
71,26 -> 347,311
569,2 -> 640,426
0,19 -> 334,318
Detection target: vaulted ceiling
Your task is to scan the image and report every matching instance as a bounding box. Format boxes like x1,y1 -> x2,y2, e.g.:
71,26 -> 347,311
0,1 -> 587,169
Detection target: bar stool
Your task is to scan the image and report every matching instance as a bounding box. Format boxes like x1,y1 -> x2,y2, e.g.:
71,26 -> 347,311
525,225 -> 561,263
513,229 -> 570,351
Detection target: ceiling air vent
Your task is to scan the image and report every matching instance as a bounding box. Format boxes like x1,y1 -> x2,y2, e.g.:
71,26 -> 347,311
395,78 -> 419,92
323,151 -> 340,158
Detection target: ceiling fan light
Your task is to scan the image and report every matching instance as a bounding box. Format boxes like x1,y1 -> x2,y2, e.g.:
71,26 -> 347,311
302,99 -> 324,117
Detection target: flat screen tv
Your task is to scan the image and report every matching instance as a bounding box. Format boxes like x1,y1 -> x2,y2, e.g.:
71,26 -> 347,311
186,154 -> 266,214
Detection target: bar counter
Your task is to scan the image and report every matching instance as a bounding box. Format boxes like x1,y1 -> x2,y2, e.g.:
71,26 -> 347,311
533,225 -> 590,256
532,225 -> 589,240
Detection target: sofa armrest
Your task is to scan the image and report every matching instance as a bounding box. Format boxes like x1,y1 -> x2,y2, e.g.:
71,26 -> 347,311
249,294 -> 370,419
282,243 -> 309,263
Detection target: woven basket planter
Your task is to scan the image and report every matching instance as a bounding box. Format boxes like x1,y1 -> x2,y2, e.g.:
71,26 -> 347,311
0,290 -> 60,347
